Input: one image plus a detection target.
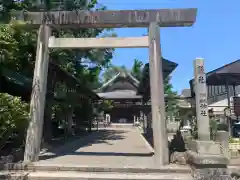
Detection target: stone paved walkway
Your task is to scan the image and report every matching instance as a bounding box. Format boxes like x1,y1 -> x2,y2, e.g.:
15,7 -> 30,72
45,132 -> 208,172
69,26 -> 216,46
36,127 -> 155,168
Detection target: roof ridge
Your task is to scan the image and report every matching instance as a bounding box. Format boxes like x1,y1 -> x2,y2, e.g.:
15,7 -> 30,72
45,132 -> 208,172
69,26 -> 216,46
96,72 -> 120,91
207,59 -> 240,75
127,72 -> 140,85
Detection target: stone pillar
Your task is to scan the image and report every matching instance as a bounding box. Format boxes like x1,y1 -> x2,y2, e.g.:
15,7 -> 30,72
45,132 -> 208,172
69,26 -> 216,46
24,25 -> 51,162
194,58 -> 210,141
148,22 -> 168,165
106,114 -> 110,124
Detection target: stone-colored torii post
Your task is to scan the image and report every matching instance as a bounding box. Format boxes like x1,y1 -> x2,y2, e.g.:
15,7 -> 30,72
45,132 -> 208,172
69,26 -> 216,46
10,8 -> 197,166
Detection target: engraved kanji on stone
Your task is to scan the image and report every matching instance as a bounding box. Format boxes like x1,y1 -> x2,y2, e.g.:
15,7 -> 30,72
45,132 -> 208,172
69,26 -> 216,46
200,103 -> 208,109
198,76 -> 205,83
197,65 -> 204,74
200,110 -> 207,116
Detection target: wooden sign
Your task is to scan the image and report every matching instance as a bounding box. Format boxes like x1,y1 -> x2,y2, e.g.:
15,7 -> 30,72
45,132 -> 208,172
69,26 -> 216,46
10,8 -> 197,28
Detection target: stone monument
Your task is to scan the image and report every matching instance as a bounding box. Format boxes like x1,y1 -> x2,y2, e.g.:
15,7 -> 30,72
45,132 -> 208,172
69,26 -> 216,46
186,58 -> 231,179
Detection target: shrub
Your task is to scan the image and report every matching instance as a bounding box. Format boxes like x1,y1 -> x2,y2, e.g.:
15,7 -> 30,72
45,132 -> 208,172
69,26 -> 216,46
0,93 -> 29,153
210,119 -> 218,140
190,118 -> 225,140
229,137 -> 240,143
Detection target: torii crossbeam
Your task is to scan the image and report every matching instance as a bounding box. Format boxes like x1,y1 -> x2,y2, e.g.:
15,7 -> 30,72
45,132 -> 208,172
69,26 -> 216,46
11,8 -> 196,27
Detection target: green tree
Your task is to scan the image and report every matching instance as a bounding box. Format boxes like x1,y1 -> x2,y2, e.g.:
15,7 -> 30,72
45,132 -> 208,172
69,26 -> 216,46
131,59 -> 143,81
0,93 -> 29,153
164,76 -> 179,116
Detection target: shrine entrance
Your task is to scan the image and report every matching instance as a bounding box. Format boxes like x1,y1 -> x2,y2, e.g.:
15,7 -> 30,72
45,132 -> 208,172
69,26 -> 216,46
10,8 -> 197,166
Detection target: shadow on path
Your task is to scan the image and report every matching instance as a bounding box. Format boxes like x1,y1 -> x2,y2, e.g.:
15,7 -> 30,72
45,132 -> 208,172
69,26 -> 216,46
39,129 -> 153,161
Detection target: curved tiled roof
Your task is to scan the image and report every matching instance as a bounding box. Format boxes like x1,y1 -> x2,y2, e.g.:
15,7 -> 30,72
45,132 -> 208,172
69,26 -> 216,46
96,70 -> 139,93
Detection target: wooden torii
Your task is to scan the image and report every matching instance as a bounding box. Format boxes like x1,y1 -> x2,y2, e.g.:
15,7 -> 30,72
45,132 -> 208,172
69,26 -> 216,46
10,8 -> 197,166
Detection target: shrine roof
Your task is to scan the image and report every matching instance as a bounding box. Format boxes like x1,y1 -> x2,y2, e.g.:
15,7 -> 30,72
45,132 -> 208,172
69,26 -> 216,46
137,58 -> 178,101
97,90 -> 142,99
96,70 -> 140,93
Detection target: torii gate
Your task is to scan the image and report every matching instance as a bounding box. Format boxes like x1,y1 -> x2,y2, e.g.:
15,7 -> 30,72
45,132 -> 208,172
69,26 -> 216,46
10,8 -> 197,166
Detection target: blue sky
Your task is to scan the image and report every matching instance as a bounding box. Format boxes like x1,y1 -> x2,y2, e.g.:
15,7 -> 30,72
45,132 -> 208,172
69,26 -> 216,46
98,0 -> 240,94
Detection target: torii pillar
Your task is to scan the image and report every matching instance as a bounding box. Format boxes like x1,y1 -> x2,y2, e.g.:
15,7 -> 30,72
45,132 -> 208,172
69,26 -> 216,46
148,22 -> 169,165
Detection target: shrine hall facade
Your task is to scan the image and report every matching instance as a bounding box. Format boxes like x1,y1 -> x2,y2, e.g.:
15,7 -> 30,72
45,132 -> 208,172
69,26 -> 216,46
95,58 -> 178,124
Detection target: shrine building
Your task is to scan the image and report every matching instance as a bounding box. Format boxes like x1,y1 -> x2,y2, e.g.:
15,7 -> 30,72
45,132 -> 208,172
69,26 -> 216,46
96,58 -> 178,124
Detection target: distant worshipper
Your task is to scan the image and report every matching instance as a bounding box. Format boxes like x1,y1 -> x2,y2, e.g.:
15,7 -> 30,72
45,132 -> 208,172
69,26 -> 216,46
169,130 -> 187,165
169,130 -> 186,153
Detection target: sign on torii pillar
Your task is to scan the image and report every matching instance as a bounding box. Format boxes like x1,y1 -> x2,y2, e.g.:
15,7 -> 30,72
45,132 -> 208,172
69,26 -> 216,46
11,8 -> 197,166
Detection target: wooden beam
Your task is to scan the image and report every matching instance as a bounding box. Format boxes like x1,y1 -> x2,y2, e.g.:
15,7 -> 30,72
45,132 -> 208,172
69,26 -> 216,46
48,36 -> 149,48
10,8 -> 197,28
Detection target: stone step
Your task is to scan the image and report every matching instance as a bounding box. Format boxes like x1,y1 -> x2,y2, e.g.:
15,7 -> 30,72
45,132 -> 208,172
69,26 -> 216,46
3,163 -> 191,174
0,171 -> 193,180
